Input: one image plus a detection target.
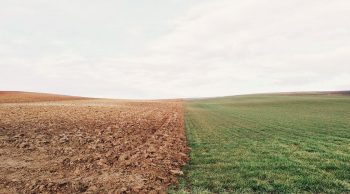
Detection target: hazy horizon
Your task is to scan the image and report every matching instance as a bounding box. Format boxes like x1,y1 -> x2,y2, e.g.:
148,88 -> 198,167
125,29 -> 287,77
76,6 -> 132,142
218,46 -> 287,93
1,0 -> 350,99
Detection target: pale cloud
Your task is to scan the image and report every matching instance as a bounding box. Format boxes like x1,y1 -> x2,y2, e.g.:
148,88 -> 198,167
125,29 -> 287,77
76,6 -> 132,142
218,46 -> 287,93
1,0 -> 349,99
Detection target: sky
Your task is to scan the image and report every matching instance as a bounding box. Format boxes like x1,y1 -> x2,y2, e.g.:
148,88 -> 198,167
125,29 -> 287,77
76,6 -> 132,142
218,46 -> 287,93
1,0 -> 349,99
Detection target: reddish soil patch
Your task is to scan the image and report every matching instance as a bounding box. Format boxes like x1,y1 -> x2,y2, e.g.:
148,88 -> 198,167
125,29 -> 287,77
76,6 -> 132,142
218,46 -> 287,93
0,91 -> 88,103
0,97 -> 188,193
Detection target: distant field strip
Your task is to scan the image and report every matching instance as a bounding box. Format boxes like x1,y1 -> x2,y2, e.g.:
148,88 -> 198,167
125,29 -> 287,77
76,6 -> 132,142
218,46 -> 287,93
173,95 -> 350,193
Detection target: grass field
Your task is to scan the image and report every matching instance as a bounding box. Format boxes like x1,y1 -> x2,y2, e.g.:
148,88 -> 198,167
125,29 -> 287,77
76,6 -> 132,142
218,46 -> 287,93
172,94 -> 350,193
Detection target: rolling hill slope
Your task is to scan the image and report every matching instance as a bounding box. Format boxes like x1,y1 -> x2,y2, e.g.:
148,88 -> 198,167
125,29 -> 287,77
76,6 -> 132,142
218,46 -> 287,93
172,93 -> 350,193
0,91 -> 89,103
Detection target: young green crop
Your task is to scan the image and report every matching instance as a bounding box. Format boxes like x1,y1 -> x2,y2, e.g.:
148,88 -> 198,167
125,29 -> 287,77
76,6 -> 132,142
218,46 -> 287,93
170,94 -> 350,193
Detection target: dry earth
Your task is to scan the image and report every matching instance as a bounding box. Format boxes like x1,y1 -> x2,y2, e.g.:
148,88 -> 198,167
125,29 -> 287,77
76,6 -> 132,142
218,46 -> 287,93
0,91 -> 88,103
0,92 -> 188,193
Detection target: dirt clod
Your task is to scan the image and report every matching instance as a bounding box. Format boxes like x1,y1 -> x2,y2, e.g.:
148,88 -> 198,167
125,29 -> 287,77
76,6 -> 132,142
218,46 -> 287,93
170,170 -> 184,176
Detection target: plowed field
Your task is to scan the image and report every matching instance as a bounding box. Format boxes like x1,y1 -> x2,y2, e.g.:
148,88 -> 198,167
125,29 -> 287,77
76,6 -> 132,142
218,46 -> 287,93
0,91 -> 88,103
0,93 -> 188,193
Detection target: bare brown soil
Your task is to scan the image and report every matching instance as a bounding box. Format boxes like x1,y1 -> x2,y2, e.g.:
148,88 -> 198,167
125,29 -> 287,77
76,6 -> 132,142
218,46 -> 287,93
0,91 -> 88,103
0,93 -> 188,193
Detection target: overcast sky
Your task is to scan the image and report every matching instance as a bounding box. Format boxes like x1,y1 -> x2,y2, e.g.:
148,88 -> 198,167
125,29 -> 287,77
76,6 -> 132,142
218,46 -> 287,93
1,0 -> 349,99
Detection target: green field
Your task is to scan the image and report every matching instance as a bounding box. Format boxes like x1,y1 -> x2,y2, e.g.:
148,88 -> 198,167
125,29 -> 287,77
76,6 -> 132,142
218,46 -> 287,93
171,94 -> 350,193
